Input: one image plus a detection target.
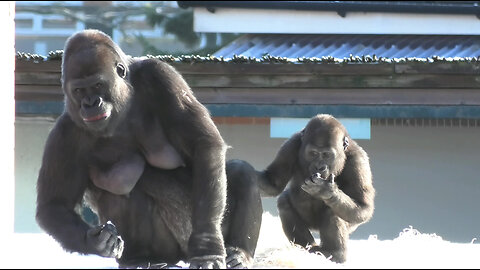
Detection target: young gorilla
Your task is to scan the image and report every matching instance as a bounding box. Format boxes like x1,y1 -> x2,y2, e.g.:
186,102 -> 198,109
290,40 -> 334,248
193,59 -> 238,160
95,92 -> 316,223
36,29 -> 262,269
256,114 -> 375,263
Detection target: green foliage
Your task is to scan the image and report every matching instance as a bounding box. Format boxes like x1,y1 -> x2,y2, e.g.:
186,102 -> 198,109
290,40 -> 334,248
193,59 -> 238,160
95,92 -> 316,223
15,1 -> 239,56
142,4 -> 239,56
163,11 -> 198,46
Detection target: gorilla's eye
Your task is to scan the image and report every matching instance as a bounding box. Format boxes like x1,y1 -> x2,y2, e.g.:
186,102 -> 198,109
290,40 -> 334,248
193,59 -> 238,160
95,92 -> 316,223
95,83 -> 102,88
73,88 -> 82,94
309,151 -> 319,158
322,152 -> 333,159
116,63 -> 126,78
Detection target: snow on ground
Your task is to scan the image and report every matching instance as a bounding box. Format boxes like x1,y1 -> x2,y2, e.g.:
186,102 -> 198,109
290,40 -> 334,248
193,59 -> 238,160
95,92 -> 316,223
1,212 -> 479,269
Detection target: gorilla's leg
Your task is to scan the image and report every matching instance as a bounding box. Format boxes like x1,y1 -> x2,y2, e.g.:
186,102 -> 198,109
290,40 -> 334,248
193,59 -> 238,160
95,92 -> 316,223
222,159 -> 263,268
315,213 -> 348,263
99,189 -> 185,269
96,167 -> 191,268
277,191 -> 316,248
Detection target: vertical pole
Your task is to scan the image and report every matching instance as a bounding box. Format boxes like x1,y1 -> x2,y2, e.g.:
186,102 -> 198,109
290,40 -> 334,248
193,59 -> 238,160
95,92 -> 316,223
0,1 -> 16,236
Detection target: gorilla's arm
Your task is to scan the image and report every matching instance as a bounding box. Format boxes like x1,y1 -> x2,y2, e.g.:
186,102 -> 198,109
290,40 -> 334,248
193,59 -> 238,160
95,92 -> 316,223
257,132 -> 302,196
36,117 -> 91,252
305,147 -> 375,224
187,129 -> 228,268
130,59 -> 227,267
36,116 -> 123,257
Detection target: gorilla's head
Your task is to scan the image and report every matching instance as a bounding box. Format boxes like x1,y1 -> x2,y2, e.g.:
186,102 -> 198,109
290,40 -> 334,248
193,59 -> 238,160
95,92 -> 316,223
299,114 -> 350,178
61,29 -> 133,137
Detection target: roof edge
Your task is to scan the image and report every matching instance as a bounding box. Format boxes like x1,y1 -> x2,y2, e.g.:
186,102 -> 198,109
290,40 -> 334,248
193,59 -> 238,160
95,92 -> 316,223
15,51 -> 480,64
177,1 -> 480,16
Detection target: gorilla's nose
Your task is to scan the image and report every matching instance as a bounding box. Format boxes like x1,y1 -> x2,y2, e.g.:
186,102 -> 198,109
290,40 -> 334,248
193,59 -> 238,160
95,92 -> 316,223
318,165 -> 327,173
83,96 -> 103,108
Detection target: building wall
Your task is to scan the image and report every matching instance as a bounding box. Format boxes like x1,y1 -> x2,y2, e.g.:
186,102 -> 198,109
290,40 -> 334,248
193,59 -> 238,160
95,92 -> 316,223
14,117 -> 55,233
218,121 -> 480,243
356,124 -> 480,242
15,116 -> 480,243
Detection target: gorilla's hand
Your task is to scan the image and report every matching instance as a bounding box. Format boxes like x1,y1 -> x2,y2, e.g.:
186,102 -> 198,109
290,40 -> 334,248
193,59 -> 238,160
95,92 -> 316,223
188,255 -> 226,269
226,247 -> 252,269
301,173 -> 337,200
86,221 -> 124,259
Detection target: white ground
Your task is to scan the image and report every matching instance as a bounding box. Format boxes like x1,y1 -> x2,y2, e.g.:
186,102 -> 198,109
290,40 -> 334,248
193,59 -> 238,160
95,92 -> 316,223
2,212 -> 479,269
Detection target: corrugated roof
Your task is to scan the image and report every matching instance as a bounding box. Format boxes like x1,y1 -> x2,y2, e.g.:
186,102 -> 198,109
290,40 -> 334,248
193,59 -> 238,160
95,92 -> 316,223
214,34 -> 480,59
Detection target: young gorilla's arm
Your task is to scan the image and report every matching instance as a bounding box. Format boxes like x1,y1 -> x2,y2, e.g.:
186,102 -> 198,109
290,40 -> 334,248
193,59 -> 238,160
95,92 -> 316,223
303,148 -> 375,224
36,117 -> 124,258
324,151 -> 375,224
256,132 -> 302,197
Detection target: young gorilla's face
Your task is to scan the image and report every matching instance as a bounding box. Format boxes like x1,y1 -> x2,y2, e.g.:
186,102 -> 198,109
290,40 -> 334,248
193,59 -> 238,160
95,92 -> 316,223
299,119 -> 347,178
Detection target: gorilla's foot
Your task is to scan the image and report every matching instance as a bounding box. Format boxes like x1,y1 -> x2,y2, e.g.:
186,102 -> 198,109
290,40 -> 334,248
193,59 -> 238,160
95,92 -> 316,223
308,245 -> 346,264
118,260 -> 182,269
188,254 -> 226,269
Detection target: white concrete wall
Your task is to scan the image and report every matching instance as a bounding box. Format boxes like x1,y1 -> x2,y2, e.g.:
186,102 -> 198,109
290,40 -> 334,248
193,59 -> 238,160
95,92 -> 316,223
15,116 -> 480,243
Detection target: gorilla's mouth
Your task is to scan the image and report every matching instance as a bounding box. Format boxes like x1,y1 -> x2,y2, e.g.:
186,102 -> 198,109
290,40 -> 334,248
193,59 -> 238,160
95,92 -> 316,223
316,171 -> 329,180
309,168 -> 329,180
83,112 -> 111,122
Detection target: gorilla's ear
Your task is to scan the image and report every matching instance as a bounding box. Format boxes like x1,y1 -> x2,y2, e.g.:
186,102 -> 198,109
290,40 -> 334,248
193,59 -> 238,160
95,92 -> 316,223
343,136 -> 349,151
116,63 -> 127,78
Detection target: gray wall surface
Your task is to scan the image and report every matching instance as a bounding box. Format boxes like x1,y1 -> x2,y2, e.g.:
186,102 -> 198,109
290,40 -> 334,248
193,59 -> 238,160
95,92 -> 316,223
15,117 -> 54,233
15,117 -> 480,243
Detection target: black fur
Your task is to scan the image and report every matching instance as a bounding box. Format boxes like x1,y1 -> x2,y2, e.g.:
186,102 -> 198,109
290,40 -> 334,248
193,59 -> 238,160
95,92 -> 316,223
36,29 -> 261,268
257,114 -> 375,263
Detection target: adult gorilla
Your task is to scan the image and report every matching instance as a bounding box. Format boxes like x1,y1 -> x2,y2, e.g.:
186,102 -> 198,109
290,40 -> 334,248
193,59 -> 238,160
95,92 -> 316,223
36,29 -> 262,269
257,114 -> 375,263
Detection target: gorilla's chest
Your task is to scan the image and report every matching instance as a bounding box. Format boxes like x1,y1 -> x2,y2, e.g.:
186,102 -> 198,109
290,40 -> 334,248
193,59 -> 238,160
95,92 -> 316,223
86,136 -> 135,172
87,115 -> 185,195
133,116 -> 185,170
88,116 -> 185,170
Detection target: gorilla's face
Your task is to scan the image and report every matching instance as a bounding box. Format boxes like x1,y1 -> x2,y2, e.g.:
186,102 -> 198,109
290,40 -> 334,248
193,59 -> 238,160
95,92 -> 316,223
299,122 -> 348,179
63,47 -> 132,137
301,143 -> 338,179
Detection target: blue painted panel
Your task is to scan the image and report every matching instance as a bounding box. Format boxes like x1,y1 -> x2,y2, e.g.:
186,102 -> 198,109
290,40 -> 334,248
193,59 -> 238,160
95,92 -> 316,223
271,117 -> 371,139
206,104 -> 480,119
16,101 -> 64,115
15,101 -> 480,119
